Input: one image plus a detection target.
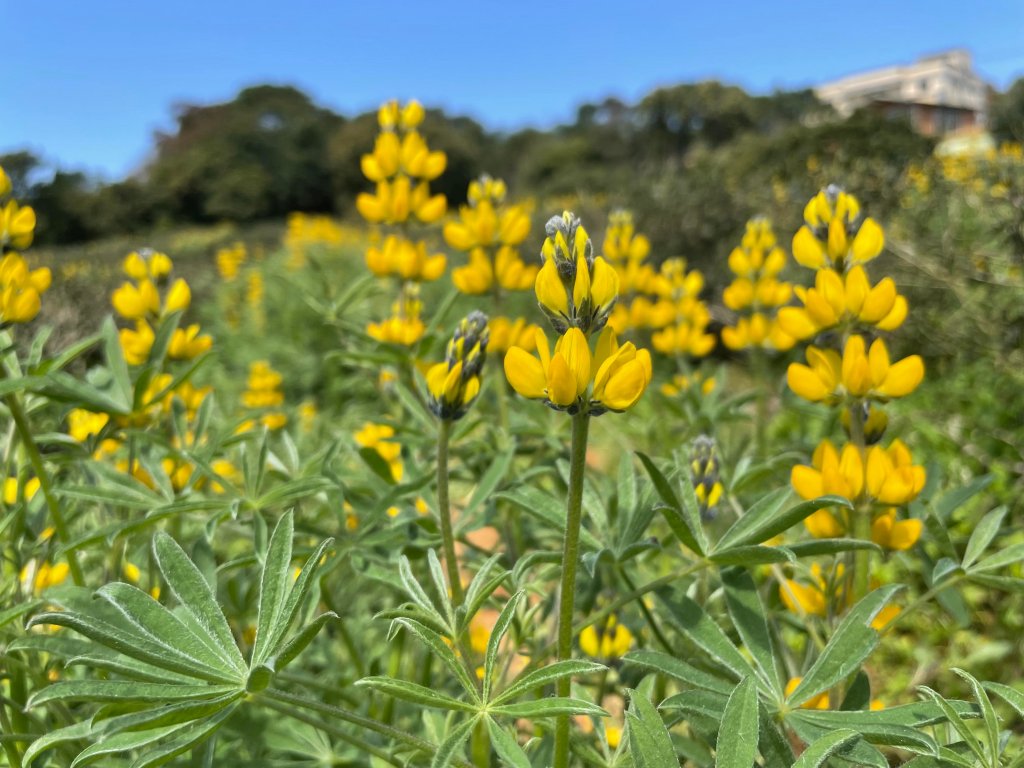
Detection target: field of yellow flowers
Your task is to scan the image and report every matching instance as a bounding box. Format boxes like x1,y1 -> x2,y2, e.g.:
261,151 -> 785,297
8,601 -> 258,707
1,101 -> 1023,768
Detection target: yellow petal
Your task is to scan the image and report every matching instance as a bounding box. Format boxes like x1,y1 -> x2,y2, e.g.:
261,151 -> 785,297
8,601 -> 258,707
852,218 -> 884,264
792,227 -> 825,269
504,348 -> 546,399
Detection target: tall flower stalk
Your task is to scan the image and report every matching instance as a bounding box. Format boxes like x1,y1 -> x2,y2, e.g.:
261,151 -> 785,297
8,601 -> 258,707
424,311 -> 490,606
504,212 -> 651,767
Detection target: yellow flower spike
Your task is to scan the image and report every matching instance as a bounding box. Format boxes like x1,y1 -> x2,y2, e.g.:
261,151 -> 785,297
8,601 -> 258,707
426,312 -> 489,421
164,278 -> 191,314
378,101 -> 399,129
112,279 -> 160,320
120,320 -> 155,366
0,166 -> 9,198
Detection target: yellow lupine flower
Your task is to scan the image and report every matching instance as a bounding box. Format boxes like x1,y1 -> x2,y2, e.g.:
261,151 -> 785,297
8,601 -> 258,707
505,326 -> 650,414
168,324 -> 213,360
603,210 -> 651,264
787,336 -> 924,404
792,186 -> 885,271
1,199 -> 37,250
487,316 -> 541,355
365,235 -> 446,281
579,615 -> 633,660
777,265 -> 908,341
123,250 -> 172,281
0,252 -> 51,323
20,560 -> 70,595
123,561 -> 142,584
0,166 -> 10,197
425,312 -> 488,421
792,438 -> 925,507
120,320 -> 155,365
112,279 -> 160,320
164,278 -> 191,313
785,677 -> 830,709
535,211 -> 619,335
215,243 -> 247,281
4,476 -> 40,505
451,245 -> 537,294
354,422 -> 404,482
505,326 -> 591,408
779,563 -> 833,617
803,507 -> 921,551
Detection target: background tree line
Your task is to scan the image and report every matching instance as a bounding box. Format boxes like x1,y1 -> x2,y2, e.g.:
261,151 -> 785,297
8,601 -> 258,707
5,77 -> 1023,258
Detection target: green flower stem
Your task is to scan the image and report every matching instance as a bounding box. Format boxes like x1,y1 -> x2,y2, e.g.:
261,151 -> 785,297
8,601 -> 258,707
553,410 -> 591,768
2,387 -> 85,587
752,347 -> 770,457
0,685 -> 25,768
848,403 -> 870,604
261,689 -> 476,768
437,418 -> 464,606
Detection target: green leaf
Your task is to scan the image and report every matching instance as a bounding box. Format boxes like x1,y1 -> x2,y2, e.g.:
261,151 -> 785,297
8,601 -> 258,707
495,488 -> 601,549
952,668 -> 998,762
391,617 -> 480,702
932,474 -> 993,521
716,676 -> 759,768
790,729 -> 861,768
153,532 -> 246,673
722,569 -> 781,693
252,512 -> 295,668
430,716 -> 478,768
492,660 -> 606,706
709,545 -> 794,566
262,535 -> 334,665
22,719 -> 97,766
37,370 -> 131,414
716,493 -> 851,551
658,594 -> 754,681
785,538 -> 882,558
637,452 -> 707,555
267,611 -> 338,675
485,717 -> 531,768
919,686 -> 985,763
972,542 -> 1024,573
101,315 -> 133,410
97,582 -> 240,680
127,705 -> 236,768
786,713 -> 888,768
625,688 -> 678,768
355,676 -> 477,712
793,711 -> 939,752
786,585 -> 902,708
397,555 -> 450,631
962,507 -> 1007,569
622,650 -> 733,695
983,681 -> 1024,718
27,609 -> 236,685
483,590 -> 524,701
489,697 -> 606,719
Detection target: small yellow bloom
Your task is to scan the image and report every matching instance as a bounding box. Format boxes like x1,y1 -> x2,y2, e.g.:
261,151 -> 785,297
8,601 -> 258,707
792,187 -> 885,271
787,336 -> 924,404
426,312 -> 488,421
4,476 -> 40,505
505,327 -> 592,408
579,614 -> 634,660
355,422 -> 403,482
168,324 -> 213,360
785,677 -> 830,709
1,199 -> 37,250
123,561 -> 142,584
112,279 -> 160,320
119,320 -> 155,365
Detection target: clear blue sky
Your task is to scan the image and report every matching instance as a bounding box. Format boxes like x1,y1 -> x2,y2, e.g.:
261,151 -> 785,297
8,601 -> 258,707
4,0 -> 1023,180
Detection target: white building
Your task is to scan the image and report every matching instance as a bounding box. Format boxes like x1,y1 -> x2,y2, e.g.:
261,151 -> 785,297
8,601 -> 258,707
815,50 -> 989,136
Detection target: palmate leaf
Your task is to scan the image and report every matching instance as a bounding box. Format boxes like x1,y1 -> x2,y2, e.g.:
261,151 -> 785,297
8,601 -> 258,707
22,510 -> 333,765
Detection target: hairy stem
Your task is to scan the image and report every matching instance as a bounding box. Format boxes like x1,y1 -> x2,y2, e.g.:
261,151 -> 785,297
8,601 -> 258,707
437,418 -> 464,606
553,411 -> 590,768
